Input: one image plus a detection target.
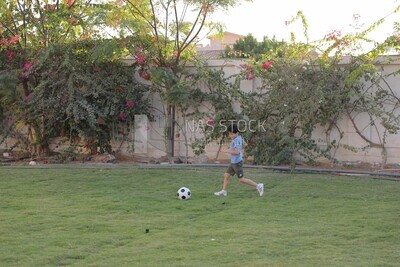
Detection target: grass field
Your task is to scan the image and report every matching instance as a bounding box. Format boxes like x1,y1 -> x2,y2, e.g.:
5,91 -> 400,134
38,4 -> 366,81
0,165 -> 399,266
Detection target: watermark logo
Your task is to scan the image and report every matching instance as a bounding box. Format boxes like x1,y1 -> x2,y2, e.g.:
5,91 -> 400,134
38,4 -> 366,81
133,115 -> 267,153
185,119 -> 266,133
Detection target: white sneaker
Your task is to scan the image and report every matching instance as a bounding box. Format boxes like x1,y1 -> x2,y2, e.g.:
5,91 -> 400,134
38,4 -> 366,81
214,190 -> 227,196
257,183 -> 264,197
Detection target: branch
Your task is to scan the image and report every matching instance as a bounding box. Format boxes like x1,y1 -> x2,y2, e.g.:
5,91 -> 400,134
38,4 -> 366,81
178,4 -> 208,63
165,0 -> 171,51
173,0 -> 180,52
35,0 -> 48,47
124,0 -> 156,30
149,0 -> 166,66
381,76 -> 400,103
15,0 -> 26,49
124,0 -> 165,66
346,110 -> 382,148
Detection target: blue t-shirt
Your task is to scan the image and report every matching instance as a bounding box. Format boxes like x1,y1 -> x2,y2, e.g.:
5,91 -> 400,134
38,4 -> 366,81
230,135 -> 243,163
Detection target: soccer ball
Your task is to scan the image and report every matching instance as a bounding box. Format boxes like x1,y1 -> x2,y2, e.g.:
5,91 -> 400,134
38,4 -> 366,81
177,187 -> 191,200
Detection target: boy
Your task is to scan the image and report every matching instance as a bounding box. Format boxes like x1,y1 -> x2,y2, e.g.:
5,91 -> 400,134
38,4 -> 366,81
214,124 -> 264,197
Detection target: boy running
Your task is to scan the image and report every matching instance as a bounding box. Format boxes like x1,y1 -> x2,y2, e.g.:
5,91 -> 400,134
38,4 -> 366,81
214,124 -> 264,197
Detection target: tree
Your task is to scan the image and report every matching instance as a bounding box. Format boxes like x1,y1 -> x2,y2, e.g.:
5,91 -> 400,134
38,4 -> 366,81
27,40 -> 152,155
0,0 -> 121,155
224,34 -> 284,60
236,7 -> 400,168
120,0 -> 250,158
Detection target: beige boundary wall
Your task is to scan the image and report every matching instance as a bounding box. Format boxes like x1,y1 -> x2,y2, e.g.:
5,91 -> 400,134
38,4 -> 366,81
1,56 -> 400,165
137,57 -> 400,165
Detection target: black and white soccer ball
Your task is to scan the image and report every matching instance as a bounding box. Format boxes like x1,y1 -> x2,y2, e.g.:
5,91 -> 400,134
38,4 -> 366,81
177,187 -> 191,200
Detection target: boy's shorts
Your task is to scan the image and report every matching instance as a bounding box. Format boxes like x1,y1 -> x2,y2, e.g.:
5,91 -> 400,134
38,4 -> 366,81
226,161 -> 244,178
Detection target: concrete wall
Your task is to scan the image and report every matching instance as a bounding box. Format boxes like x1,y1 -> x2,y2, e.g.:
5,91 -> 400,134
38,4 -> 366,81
146,57 -> 400,165
2,56 -> 400,165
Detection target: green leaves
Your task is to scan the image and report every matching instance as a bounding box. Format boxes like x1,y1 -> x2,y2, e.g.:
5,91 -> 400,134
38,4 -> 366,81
2,40 -> 152,154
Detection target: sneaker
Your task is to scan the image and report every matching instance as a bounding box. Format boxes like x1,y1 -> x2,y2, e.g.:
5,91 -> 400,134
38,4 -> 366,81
257,183 -> 264,197
214,190 -> 227,196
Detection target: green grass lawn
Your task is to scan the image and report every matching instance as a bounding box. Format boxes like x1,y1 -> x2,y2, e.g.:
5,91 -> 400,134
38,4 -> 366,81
0,165 -> 399,266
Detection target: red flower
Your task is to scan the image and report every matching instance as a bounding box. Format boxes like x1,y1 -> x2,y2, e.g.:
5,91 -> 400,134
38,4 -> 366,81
24,93 -> 33,102
24,62 -> 32,71
325,30 -> 341,41
242,64 -> 255,80
135,53 -> 147,65
125,100 -> 135,108
64,0 -> 74,8
5,50 -> 15,61
206,118 -> 215,126
262,60 -> 273,70
8,117 -> 13,123
8,35 -> 19,45
119,112 -> 127,121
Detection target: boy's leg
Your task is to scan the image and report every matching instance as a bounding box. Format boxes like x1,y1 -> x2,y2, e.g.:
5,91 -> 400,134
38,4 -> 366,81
215,172 -> 231,196
235,162 -> 257,188
238,177 -> 257,187
223,172 -> 231,190
239,177 -> 264,196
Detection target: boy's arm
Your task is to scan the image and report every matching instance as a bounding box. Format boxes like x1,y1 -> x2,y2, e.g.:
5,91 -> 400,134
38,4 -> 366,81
222,147 -> 240,155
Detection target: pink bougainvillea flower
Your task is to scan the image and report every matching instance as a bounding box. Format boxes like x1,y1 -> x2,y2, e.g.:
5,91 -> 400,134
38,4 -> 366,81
24,93 -> 33,102
262,60 -> 273,70
243,64 -> 255,80
8,35 -> 19,45
8,117 -> 13,123
324,30 -> 341,41
5,50 -> 15,61
125,100 -> 135,108
119,112 -> 127,121
244,73 -> 255,80
24,62 -> 32,71
206,118 -> 215,126
135,52 -> 147,65
342,40 -> 350,46
21,73 -> 29,79
64,0 -> 74,8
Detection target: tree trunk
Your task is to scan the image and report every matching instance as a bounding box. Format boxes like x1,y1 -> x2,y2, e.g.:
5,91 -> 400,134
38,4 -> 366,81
166,104 -> 175,158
